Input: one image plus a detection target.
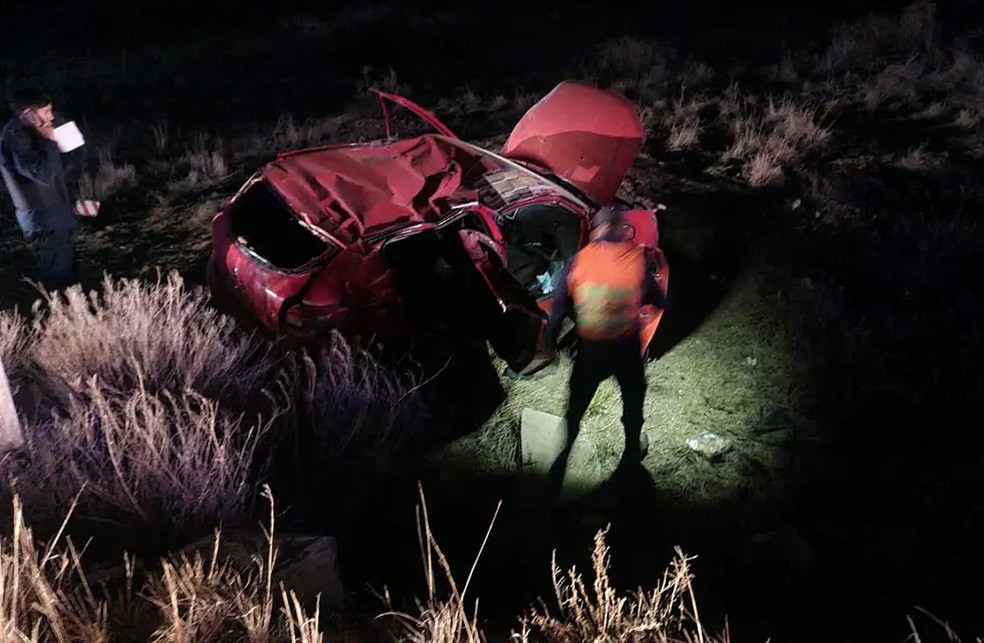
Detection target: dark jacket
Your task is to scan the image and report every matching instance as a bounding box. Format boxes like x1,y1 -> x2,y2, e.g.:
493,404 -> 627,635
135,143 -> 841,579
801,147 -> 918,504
0,115 -> 77,233
545,232 -> 666,347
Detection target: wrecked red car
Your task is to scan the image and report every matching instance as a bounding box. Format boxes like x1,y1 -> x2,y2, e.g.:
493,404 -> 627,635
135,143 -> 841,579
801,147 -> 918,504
207,81 -> 669,374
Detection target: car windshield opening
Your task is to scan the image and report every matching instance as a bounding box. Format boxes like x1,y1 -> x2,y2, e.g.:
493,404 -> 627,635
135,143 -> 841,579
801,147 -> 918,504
227,180 -> 332,271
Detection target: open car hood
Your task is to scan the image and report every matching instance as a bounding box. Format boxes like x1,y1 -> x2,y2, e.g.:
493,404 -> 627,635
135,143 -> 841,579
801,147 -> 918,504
501,81 -> 645,206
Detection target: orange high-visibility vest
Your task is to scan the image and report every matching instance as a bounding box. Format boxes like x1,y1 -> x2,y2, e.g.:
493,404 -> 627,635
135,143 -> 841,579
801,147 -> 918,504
567,240 -> 645,341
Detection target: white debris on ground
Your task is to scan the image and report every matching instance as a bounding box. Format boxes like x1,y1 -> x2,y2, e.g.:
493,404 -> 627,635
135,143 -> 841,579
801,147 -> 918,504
686,431 -> 733,461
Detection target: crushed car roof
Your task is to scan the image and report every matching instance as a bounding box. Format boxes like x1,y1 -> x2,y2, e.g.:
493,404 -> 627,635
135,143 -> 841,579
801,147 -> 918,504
260,134 -> 504,246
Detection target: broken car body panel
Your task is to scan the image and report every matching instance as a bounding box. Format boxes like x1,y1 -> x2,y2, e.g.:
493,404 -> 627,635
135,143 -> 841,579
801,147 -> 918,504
501,81 -> 646,207
207,82 -> 668,372
615,208 -> 669,356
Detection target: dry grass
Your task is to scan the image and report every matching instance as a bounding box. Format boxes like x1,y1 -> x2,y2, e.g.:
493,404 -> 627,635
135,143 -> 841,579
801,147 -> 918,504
896,143 -> 947,172
0,309 -> 30,379
659,96 -> 707,151
0,270 -> 434,548
816,0 -> 938,74
377,487 -> 726,643
168,135 -> 231,192
0,488 -> 326,642
520,530 -> 723,643
859,56 -> 926,111
78,147 -> 138,201
376,487 -> 496,643
724,95 -> 831,186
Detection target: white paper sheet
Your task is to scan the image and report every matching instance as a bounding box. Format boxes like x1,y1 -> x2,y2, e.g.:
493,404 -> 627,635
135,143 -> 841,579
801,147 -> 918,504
0,357 -> 23,453
53,121 -> 85,153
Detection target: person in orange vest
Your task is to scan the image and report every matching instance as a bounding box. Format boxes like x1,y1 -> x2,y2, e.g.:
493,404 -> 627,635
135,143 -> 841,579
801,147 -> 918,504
544,204 -> 666,465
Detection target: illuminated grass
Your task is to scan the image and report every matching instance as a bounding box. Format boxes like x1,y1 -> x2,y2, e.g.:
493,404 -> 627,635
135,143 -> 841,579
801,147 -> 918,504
433,271 -> 808,505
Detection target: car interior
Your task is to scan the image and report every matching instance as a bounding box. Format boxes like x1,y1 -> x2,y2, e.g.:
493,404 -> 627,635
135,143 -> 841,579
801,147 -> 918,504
495,202 -> 583,301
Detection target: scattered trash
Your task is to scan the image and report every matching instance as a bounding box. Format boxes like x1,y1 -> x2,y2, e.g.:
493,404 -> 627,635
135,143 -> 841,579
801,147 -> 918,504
686,432 -> 732,461
74,199 -> 101,217
790,198 -> 801,211
744,355 -> 758,367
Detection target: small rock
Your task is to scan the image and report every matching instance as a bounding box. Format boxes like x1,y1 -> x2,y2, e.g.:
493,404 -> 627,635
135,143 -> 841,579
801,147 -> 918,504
180,530 -> 345,613
85,531 -> 345,613
520,408 -> 568,475
686,432 -> 732,461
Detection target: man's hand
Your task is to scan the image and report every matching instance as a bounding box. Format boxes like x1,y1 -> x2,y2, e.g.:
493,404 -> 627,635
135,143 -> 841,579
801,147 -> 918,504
36,123 -> 57,142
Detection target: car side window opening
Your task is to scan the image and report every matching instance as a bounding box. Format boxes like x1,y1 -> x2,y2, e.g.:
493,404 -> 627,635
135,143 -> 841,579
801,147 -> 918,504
496,202 -> 582,300
227,180 -> 334,271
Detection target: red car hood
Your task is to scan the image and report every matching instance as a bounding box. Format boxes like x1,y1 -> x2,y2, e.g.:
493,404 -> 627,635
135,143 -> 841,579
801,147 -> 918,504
501,81 -> 645,206
260,135 -> 498,245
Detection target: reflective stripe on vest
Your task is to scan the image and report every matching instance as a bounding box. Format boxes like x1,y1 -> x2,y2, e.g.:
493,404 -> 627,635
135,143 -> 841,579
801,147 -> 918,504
567,241 -> 645,341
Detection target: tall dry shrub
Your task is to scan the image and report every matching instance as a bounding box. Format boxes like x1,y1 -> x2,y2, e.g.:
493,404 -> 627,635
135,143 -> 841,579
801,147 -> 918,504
27,272 -> 271,407
269,335 -> 431,517
1,379 -> 274,551
0,310 -> 31,388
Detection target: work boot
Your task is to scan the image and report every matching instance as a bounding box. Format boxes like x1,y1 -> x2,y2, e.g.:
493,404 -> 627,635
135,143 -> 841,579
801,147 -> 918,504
621,430 -> 649,464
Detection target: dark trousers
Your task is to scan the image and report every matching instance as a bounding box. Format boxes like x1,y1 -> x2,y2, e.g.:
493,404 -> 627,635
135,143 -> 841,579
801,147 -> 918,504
564,332 -> 647,458
23,227 -> 78,289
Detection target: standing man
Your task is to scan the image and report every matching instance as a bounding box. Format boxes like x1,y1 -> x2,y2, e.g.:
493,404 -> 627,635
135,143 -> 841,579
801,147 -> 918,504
0,85 -> 80,289
544,204 -> 665,466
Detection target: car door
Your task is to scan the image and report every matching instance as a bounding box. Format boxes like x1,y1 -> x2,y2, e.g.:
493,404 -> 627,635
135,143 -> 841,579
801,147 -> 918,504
380,207 -> 547,373
621,208 -> 670,356
454,225 -> 547,372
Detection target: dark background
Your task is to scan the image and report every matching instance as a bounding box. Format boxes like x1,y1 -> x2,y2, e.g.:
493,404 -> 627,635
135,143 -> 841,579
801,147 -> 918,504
6,0 -> 975,61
